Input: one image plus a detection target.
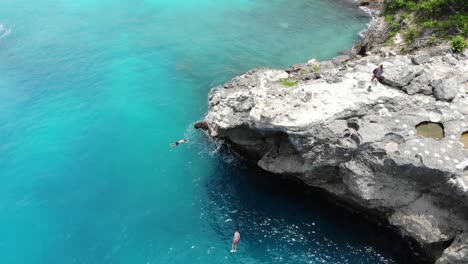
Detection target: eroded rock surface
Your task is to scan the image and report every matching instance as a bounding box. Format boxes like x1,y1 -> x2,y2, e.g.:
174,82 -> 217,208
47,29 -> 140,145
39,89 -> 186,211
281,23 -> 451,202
203,51 -> 468,263
437,233 -> 468,264
433,78 -> 460,102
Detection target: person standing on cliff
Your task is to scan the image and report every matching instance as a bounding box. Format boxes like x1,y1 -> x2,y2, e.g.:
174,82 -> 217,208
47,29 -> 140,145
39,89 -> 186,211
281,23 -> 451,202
371,64 -> 384,83
230,231 -> 240,252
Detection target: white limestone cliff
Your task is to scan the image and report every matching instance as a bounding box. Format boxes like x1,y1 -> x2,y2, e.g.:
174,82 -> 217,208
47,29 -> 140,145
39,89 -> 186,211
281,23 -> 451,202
203,50 -> 468,263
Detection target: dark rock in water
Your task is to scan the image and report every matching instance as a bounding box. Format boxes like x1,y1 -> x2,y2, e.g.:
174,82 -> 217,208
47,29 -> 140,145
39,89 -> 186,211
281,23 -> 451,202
380,65 -> 423,88
359,0 -> 370,6
432,78 -> 459,101
411,54 -> 430,65
194,121 -> 210,130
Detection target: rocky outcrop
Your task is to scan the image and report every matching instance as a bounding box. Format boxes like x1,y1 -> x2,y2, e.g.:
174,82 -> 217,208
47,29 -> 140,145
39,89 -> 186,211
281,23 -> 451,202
354,17 -> 390,55
203,50 -> 468,262
404,71 -> 434,95
436,233 -> 468,264
380,64 -> 423,87
412,54 -> 431,65
433,78 -> 460,102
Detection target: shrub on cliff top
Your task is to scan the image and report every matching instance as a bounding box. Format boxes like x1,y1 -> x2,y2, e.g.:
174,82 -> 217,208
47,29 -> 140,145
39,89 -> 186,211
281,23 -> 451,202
451,35 -> 468,53
279,78 -> 298,87
428,35 -> 437,45
385,14 -> 402,29
384,0 -> 468,36
403,27 -> 418,44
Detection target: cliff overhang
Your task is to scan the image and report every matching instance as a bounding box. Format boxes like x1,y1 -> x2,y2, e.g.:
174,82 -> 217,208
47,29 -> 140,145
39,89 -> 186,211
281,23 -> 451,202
199,1 -> 468,262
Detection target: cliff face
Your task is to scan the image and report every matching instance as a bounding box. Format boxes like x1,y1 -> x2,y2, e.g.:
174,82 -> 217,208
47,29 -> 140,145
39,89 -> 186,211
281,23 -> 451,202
203,50 -> 468,262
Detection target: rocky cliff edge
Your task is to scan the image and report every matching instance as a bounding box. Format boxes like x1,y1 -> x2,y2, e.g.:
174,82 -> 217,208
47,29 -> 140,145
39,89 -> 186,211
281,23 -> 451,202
202,49 -> 468,263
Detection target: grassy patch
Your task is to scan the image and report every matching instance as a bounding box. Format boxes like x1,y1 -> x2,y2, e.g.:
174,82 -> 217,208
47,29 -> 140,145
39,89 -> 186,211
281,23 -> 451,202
312,65 -> 320,71
451,35 -> 468,53
385,14 -> 402,29
384,0 -> 467,37
279,78 -> 298,87
403,27 -> 418,45
428,35 -> 438,45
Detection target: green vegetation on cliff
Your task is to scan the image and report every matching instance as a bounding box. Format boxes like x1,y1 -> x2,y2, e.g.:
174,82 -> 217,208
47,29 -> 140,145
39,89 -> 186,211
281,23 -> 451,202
384,0 -> 467,51
451,35 -> 468,52
279,78 -> 298,87
385,0 -> 467,35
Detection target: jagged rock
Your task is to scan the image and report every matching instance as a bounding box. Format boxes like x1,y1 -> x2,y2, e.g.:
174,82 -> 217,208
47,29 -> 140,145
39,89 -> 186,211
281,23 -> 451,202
424,45 -> 453,57
318,61 -> 336,70
332,55 -> 351,65
432,78 -> 459,101
404,71 -> 433,95
354,18 -> 391,55
286,63 -> 305,74
359,0 -> 370,6
443,53 -> 458,66
380,65 -> 423,88
203,52 -> 468,263
436,233 -> 468,264
412,54 -> 430,65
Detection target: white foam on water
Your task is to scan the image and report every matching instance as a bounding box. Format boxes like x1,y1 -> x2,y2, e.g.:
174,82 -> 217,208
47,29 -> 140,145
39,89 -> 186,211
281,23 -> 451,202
0,23 -> 12,40
188,120 -> 238,164
357,5 -> 376,38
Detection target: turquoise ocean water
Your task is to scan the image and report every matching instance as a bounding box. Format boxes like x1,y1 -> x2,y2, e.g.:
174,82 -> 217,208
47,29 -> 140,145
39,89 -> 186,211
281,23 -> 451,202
0,0 -> 410,263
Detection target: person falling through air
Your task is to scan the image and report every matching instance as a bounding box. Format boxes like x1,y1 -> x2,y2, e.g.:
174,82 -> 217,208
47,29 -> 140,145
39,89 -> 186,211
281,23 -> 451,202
170,139 -> 189,147
231,231 -> 240,252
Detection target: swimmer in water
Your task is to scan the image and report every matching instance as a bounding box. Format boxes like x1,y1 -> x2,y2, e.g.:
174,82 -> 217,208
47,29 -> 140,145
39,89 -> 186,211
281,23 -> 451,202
170,139 -> 189,147
231,231 -> 240,252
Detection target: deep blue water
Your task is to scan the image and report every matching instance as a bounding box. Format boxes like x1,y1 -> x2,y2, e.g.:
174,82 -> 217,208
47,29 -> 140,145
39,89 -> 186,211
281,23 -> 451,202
0,0 -> 409,263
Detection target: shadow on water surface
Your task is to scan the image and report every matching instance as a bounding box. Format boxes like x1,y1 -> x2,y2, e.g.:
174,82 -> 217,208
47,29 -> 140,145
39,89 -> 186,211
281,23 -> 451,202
203,150 -> 422,264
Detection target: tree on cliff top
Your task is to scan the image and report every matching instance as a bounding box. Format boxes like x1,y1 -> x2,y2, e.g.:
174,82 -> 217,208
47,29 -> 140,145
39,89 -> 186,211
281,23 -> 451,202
384,0 -> 467,36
